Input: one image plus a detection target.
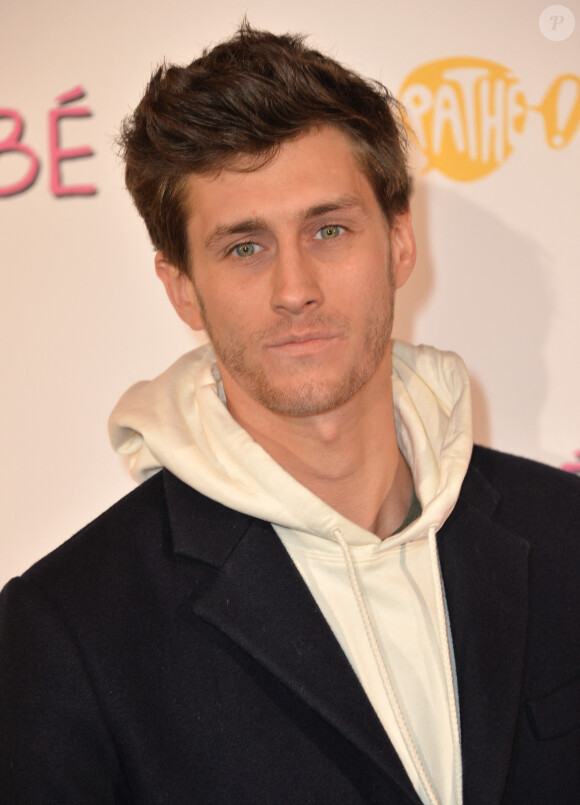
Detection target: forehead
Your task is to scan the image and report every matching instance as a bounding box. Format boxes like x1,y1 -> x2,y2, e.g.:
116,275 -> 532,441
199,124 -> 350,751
183,126 -> 378,237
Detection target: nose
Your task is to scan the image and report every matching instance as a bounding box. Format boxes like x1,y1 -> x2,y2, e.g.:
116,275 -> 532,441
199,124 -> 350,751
270,244 -> 323,315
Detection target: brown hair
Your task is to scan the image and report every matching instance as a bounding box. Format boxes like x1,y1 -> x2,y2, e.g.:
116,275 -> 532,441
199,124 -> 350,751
119,21 -> 411,273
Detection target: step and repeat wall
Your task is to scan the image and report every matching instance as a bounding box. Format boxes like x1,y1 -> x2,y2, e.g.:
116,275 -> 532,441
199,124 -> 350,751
2,0 -> 579,585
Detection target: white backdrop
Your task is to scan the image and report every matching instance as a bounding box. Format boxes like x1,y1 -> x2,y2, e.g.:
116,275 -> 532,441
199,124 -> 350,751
2,0 -> 579,587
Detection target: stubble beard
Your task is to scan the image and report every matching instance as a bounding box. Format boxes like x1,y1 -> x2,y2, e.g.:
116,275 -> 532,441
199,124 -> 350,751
195,267 -> 395,417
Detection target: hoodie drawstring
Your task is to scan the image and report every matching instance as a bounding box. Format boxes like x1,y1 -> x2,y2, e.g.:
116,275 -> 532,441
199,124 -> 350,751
427,525 -> 463,804
333,527 -> 441,805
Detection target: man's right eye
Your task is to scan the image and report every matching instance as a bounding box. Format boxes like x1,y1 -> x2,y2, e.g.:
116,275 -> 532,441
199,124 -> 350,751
232,242 -> 263,257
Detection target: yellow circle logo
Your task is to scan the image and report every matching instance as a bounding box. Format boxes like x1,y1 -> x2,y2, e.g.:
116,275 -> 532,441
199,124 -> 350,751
399,57 -> 580,181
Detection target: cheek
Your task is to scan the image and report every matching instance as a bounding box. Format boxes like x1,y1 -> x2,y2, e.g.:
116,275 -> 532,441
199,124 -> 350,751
211,279 -> 273,331
194,280 -> 236,324
343,246 -> 392,296
206,301 -> 258,344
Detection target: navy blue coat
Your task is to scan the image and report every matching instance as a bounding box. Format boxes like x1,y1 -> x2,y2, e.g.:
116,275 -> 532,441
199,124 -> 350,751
1,445 -> 579,804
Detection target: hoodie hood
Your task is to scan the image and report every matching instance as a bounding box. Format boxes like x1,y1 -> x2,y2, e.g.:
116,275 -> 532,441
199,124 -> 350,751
109,340 -> 472,546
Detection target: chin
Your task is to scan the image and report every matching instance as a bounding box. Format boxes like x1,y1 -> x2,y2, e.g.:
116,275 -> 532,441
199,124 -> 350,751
250,372 -> 373,417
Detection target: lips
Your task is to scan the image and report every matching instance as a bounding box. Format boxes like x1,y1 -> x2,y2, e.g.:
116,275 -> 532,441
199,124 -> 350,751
265,330 -> 339,348
263,331 -> 342,360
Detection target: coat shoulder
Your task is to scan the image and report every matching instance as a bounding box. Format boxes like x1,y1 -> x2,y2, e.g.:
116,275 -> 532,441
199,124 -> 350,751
13,470 -> 226,608
468,444 -> 580,540
21,470 -> 170,588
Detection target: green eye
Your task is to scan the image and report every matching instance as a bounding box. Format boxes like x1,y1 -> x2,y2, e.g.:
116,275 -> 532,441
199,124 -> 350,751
234,242 -> 257,257
316,225 -> 343,240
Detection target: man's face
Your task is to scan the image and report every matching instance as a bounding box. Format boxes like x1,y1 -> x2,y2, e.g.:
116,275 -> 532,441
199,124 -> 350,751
160,126 -> 415,417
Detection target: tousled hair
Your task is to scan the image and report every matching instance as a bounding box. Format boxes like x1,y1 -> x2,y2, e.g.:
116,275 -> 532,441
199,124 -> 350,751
119,22 -> 411,273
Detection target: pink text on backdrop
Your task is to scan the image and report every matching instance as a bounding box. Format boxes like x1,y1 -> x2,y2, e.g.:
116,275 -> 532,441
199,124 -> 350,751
562,450 -> 580,475
0,86 -> 97,198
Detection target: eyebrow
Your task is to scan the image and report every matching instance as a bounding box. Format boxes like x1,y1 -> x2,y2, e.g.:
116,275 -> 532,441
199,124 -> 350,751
205,218 -> 269,249
301,195 -> 367,220
204,194 -> 368,250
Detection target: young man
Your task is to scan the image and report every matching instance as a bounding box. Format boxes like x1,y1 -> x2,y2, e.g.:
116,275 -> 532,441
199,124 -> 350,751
1,24 -> 579,805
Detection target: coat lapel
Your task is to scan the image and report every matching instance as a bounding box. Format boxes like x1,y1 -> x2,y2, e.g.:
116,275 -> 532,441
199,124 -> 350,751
164,464 -> 531,805
164,471 -> 421,804
438,465 -> 530,805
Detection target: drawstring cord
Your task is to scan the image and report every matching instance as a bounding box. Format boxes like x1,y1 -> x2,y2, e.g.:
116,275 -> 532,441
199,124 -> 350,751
333,527 -> 440,805
427,525 -> 463,805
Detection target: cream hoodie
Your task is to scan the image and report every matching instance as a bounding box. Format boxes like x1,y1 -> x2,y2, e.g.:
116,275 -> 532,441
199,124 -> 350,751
109,340 -> 473,805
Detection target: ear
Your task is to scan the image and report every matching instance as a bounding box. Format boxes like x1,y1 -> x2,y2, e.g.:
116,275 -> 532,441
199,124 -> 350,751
154,252 -> 205,331
390,209 -> 416,289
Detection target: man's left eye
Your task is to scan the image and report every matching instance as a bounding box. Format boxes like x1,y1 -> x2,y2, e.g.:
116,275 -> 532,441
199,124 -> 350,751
315,225 -> 344,240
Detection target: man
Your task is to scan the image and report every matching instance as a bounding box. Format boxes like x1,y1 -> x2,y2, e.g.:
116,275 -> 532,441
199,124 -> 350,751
1,23 -> 578,805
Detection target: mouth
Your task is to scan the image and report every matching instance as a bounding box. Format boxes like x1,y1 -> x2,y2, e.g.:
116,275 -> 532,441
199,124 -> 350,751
266,330 -> 338,347
264,330 -> 340,355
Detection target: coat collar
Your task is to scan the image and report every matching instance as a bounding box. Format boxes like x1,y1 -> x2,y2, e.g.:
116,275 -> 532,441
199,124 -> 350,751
164,470 -> 420,803
164,460 -> 529,805
438,459 -> 530,805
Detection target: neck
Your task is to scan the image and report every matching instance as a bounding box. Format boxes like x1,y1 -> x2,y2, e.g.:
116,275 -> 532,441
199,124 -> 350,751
222,349 -> 413,539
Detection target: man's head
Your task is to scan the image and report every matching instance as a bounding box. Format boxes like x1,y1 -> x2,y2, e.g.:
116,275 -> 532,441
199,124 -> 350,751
152,126 -> 415,420
119,22 -> 411,276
